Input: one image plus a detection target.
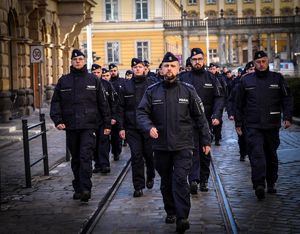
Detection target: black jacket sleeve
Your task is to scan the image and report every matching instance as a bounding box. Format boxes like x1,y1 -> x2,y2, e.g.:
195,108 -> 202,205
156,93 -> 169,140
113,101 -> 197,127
136,89 -> 155,135
279,74 -> 293,122
50,79 -> 63,127
189,88 -> 211,146
211,74 -> 225,120
96,78 -> 111,129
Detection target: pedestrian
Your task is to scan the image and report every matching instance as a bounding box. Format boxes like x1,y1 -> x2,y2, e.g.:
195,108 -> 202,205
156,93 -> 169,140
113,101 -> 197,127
208,63 -> 226,146
143,59 -> 156,77
125,70 -> 133,80
235,50 -> 293,200
91,65 -> 118,174
227,61 -> 255,162
109,63 -> 124,161
137,52 -> 211,233
50,49 -> 111,202
118,58 -> 157,197
180,48 -> 224,194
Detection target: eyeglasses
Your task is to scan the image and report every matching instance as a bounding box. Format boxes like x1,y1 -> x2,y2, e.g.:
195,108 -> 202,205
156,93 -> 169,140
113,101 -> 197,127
191,57 -> 204,62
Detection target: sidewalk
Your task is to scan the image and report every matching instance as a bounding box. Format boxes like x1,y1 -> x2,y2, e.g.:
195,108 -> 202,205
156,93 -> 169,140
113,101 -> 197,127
0,108 -> 131,233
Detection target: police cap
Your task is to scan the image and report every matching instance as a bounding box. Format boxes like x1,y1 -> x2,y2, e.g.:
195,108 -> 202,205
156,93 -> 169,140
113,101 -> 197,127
245,61 -> 254,70
108,63 -> 117,70
131,58 -> 144,67
125,70 -> 133,76
254,50 -> 267,60
144,60 -> 150,67
91,63 -> 101,71
71,49 -> 85,59
191,48 -> 204,57
102,68 -> 109,74
186,57 -> 192,67
162,52 -> 178,63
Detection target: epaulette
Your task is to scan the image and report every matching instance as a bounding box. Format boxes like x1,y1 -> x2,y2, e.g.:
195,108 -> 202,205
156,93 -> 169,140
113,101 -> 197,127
147,81 -> 161,90
180,81 -> 194,89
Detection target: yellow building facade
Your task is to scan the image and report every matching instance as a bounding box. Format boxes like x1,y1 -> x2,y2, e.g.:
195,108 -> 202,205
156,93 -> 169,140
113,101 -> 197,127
80,0 -> 300,74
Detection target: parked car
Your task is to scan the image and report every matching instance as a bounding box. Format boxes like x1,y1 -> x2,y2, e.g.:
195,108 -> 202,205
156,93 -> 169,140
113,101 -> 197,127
269,62 -> 295,77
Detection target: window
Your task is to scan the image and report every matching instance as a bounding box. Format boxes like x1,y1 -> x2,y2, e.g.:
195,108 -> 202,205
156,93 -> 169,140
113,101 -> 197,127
262,0 -> 272,2
136,41 -> 149,61
207,0 -> 216,4
106,41 -> 119,63
209,49 -> 217,61
244,0 -> 254,2
226,0 -> 235,3
136,0 -> 148,20
105,0 -> 118,21
188,0 -> 197,4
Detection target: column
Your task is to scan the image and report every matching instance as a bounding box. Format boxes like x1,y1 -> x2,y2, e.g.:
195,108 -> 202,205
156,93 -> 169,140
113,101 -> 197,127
267,33 -> 272,59
255,0 -> 261,17
228,35 -> 233,64
218,33 -> 226,65
181,31 -> 189,66
199,0 -> 205,19
247,34 -> 253,62
237,0 -> 243,17
286,33 -> 291,61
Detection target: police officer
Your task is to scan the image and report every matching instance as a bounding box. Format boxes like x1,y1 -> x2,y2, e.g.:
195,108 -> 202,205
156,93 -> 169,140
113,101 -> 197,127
235,50 -> 293,200
227,61 -> 255,162
144,59 -> 156,77
208,63 -> 226,146
50,50 -> 111,202
137,52 -> 211,233
180,48 -> 224,194
125,70 -> 133,80
109,63 -> 124,161
118,58 -> 157,197
91,65 -> 118,174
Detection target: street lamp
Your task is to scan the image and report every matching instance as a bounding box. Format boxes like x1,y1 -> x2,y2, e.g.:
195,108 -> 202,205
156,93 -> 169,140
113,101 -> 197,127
203,17 -> 210,66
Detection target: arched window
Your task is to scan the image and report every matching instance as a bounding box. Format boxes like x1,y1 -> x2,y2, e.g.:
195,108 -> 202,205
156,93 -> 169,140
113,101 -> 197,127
243,8 -> 255,17
261,7 -> 274,16
280,7 -> 293,16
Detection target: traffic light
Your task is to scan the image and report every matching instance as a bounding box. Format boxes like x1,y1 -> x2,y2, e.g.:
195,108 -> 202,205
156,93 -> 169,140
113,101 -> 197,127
92,51 -> 100,62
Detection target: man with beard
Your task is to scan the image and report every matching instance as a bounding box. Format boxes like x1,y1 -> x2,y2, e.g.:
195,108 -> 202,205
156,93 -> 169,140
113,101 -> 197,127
118,58 -> 157,198
109,63 -> 124,161
180,48 -> 224,194
137,52 -> 211,233
50,50 -> 111,202
235,51 -> 293,200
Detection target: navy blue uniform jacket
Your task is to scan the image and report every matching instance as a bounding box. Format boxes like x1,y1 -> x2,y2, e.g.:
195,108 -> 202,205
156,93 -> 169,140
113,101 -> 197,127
137,79 -> 211,151
50,66 -> 111,130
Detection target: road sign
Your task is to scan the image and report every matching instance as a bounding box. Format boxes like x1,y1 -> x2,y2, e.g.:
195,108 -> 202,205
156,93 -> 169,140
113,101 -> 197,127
30,46 -> 44,63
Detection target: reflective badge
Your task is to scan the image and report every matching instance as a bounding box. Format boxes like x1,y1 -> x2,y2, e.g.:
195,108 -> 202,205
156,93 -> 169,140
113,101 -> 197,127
86,85 -> 96,90
179,98 -> 189,104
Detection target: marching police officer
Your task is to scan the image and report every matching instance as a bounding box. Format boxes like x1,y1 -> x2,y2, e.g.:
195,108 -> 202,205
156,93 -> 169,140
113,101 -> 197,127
109,63 -> 124,161
137,52 -> 211,233
235,50 -> 293,200
50,50 -> 111,202
91,65 -> 118,174
180,48 -> 224,194
227,61 -> 255,161
118,58 -> 157,197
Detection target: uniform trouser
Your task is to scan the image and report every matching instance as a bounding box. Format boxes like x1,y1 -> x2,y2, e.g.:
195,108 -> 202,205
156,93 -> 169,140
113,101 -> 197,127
212,119 -> 223,141
188,130 -> 211,183
94,125 -> 110,169
238,124 -> 247,157
126,129 -> 155,190
66,129 -> 96,193
154,150 -> 193,220
246,128 -> 280,189
110,124 -> 122,156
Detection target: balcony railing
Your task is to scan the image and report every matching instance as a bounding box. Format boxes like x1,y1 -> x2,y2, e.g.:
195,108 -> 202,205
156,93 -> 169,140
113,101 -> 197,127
163,15 -> 298,29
